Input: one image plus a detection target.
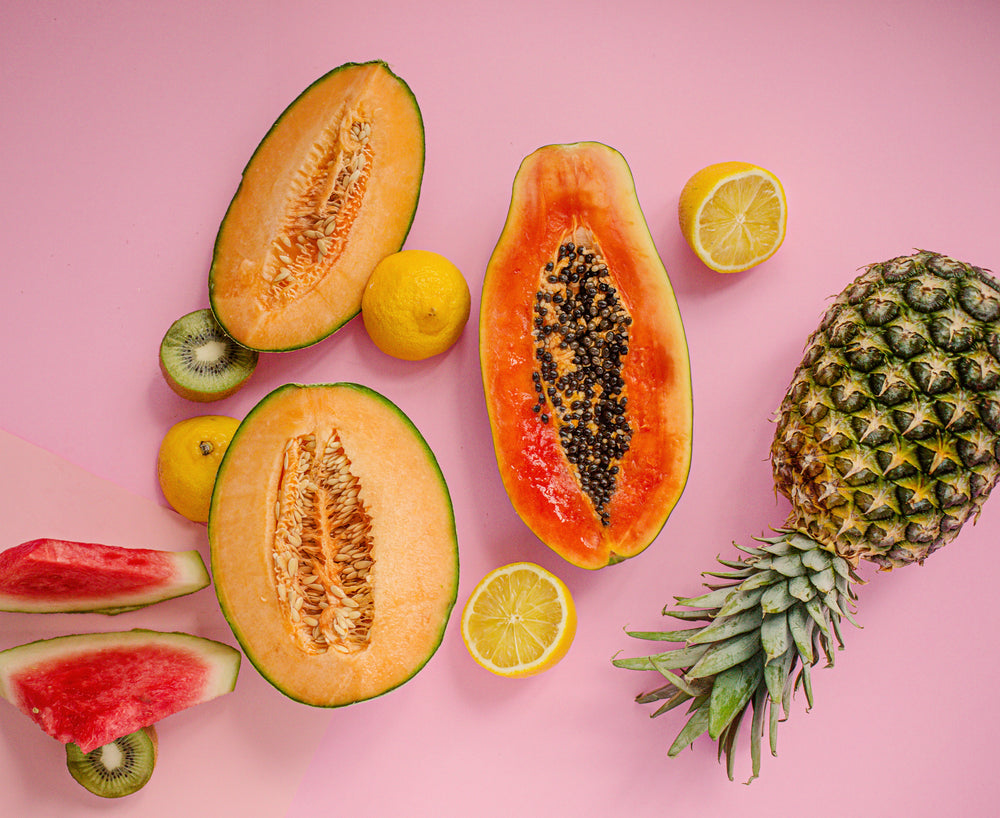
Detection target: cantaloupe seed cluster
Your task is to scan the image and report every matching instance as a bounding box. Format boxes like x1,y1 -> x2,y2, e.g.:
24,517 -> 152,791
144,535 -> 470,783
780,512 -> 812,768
272,431 -> 375,654
262,117 -> 373,306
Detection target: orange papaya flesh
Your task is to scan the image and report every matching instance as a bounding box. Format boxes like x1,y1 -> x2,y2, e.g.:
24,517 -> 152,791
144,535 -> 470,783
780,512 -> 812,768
481,142 -> 692,569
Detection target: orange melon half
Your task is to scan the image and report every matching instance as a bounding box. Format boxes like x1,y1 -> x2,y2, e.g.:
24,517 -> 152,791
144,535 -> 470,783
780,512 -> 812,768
209,61 -> 425,351
209,383 -> 458,706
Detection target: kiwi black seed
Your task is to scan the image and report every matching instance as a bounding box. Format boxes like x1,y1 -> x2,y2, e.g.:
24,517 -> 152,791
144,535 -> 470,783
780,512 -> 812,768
65,726 -> 158,798
159,308 -> 258,401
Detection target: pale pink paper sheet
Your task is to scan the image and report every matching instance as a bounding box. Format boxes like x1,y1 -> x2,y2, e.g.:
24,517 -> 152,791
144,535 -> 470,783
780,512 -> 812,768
0,429 -> 329,816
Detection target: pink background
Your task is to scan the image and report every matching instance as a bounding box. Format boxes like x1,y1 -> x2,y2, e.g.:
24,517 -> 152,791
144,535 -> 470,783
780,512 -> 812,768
2,1 -> 999,815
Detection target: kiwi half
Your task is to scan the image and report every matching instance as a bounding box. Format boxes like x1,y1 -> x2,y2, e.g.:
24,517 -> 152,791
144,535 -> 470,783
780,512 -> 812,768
65,726 -> 158,798
160,309 -> 258,402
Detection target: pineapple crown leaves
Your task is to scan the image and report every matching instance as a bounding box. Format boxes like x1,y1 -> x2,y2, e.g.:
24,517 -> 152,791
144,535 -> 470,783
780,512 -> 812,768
613,529 -> 863,783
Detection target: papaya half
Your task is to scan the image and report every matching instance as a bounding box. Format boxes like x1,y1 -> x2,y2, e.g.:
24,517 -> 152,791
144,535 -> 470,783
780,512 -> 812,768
209,61 -> 424,352
480,142 -> 692,569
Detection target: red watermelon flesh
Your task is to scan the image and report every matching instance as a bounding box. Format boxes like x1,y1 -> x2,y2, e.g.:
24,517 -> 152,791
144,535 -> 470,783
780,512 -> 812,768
0,630 -> 240,752
0,539 -> 210,613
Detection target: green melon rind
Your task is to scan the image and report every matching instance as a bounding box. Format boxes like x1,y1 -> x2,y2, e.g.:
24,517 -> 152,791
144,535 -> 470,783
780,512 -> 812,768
208,61 -> 426,352
0,549 -> 211,615
209,382 -> 459,706
0,630 -> 241,740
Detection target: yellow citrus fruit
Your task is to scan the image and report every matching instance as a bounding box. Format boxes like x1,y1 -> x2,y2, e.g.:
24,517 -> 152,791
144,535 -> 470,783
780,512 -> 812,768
157,415 -> 240,523
361,249 -> 471,360
678,161 -> 787,273
461,562 -> 577,678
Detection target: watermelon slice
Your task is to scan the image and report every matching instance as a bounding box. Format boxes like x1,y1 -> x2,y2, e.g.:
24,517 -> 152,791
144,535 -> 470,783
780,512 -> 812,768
0,538 -> 210,614
0,629 -> 240,752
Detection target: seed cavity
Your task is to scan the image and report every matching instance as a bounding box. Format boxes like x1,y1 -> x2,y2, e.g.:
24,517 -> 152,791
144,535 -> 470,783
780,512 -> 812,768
261,116 -> 373,307
271,430 -> 375,655
531,232 -> 633,524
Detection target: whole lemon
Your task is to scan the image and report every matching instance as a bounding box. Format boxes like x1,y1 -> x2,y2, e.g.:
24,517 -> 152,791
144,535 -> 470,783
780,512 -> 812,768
361,249 -> 471,360
157,415 -> 240,523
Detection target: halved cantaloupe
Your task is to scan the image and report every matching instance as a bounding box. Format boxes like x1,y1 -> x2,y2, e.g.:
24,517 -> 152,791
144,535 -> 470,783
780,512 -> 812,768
209,61 -> 425,351
209,383 -> 458,706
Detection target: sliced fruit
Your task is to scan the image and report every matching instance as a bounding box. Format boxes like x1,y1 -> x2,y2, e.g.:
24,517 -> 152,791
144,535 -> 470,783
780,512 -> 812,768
210,60 -> 425,351
209,383 -> 458,706
677,160 -> 786,273
0,629 -> 240,753
361,249 -> 471,360
0,539 -> 209,614
159,309 -> 258,401
461,562 -> 576,678
157,415 -> 241,523
481,141 -> 693,569
66,726 -> 158,799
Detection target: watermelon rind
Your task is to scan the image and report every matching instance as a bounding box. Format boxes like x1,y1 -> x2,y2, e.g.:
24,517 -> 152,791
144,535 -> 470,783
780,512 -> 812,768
0,629 -> 241,753
0,541 -> 211,615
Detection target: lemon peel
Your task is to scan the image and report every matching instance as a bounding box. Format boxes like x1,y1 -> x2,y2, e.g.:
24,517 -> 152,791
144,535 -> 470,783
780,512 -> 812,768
361,249 -> 470,360
157,415 -> 240,523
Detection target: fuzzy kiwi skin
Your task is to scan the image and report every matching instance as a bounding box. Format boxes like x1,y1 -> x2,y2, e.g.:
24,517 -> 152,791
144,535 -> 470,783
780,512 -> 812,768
65,725 -> 158,798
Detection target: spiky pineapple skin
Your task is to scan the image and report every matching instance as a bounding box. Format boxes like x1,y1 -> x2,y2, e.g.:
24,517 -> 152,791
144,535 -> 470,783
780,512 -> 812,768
772,251 -> 1000,568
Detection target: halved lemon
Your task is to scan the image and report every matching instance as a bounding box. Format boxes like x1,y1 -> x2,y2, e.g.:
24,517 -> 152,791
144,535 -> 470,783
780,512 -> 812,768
678,161 -> 786,273
461,562 -> 576,678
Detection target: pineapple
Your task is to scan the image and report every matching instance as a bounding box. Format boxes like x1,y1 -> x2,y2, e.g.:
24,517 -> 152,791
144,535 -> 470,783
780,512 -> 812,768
615,250 -> 1000,781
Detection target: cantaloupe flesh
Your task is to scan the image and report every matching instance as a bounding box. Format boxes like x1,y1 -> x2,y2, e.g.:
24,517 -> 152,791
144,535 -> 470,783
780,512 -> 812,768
209,383 -> 457,706
210,62 -> 424,351
481,142 -> 693,569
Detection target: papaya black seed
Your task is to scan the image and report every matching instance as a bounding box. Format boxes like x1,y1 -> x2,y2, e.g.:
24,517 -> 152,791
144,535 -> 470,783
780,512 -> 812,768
531,241 -> 634,521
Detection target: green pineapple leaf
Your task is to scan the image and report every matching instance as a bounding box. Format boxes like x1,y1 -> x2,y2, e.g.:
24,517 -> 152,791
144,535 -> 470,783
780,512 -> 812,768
763,647 -> 793,703
708,654 -> 763,739
674,586 -> 735,609
687,631 -> 761,679
611,642 -> 709,672
717,585 -> 766,617
686,606 -> 763,646
667,695 -> 712,757
787,602 -> 815,664
760,581 -> 797,613
760,610 -> 792,662
622,628 -> 698,642
767,554 -> 809,577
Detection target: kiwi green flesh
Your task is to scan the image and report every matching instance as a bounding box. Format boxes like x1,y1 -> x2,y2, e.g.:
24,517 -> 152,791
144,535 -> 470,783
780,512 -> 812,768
65,725 -> 158,798
160,309 -> 258,402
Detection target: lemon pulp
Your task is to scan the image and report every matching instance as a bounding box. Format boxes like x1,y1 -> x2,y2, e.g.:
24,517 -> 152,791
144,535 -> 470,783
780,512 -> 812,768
461,562 -> 576,678
678,161 -> 786,274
